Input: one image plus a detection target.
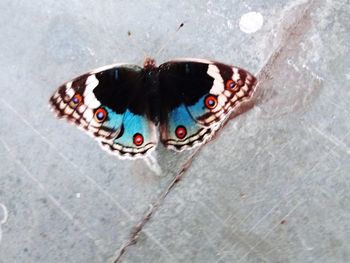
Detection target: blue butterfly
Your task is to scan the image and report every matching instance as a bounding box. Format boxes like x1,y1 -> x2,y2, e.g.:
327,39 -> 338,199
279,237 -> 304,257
49,58 -> 257,159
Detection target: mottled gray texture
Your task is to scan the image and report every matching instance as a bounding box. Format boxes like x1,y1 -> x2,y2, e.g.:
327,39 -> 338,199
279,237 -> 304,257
0,0 -> 349,263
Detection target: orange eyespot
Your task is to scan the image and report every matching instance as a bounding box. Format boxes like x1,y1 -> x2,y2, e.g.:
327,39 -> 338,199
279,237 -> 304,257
204,95 -> 218,109
133,133 -> 144,146
175,125 -> 187,139
226,80 -> 236,90
70,93 -> 83,107
94,108 -> 107,122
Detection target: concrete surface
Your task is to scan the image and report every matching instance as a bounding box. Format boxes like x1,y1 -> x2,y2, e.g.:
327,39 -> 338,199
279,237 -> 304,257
0,0 -> 349,262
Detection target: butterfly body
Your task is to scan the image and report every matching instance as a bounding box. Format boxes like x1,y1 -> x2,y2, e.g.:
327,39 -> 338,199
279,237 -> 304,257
50,58 -> 257,158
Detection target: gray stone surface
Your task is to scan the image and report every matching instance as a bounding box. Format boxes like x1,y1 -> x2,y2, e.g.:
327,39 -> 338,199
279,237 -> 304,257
0,0 -> 349,262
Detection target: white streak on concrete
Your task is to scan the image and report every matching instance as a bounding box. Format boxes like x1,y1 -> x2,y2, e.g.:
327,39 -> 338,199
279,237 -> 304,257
0,203 -> 8,243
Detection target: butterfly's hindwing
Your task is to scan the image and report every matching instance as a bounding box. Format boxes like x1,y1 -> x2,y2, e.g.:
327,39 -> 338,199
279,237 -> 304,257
159,103 -> 214,151
100,110 -> 157,156
49,64 -> 157,158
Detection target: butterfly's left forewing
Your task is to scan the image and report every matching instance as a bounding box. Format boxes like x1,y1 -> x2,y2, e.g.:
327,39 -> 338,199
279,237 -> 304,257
158,59 -> 256,151
49,64 -> 157,158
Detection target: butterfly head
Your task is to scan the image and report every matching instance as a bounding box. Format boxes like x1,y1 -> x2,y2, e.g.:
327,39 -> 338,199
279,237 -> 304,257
143,57 -> 157,70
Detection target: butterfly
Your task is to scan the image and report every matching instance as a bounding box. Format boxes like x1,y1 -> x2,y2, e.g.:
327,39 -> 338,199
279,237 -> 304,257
49,58 -> 257,159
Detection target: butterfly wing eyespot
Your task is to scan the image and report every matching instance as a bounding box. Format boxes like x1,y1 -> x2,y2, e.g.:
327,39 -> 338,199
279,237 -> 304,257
175,125 -> 187,139
225,80 -> 237,90
133,133 -> 144,146
69,93 -> 83,108
204,95 -> 218,109
94,108 -> 107,122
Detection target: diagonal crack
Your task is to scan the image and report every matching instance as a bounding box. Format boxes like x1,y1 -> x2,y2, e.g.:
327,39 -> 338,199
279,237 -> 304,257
110,0 -> 319,262
110,150 -> 200,262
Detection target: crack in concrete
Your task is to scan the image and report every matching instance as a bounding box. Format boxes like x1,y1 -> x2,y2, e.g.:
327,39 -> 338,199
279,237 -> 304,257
110,150 -> 200,262
110,0 -> 319,261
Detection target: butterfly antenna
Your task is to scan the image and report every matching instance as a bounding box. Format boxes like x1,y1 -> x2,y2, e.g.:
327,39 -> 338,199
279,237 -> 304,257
154,22 -> 185,58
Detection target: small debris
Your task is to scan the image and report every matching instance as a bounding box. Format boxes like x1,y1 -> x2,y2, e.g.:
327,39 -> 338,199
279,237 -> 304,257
280,219 -> 288,225
239,192 -> 246,198
177,22 -> 184,31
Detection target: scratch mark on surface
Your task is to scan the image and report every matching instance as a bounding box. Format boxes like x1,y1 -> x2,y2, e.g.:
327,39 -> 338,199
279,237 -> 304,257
237,200 -> 304,263
196,197 -> 274,263
198,198 -> 270,263
0,203 -> 8,243
310,125 -> 350,155
0,99 -> 134,220
298,235 -> 315,251
144,153 -> 162,175
110,150 -> 199,262
0,203 -> 8,225
287,58 -> 324,81
143,229 -> 179,261
0,138 -> 98,244
326,97 -> 350,115
246,201 -> 284,234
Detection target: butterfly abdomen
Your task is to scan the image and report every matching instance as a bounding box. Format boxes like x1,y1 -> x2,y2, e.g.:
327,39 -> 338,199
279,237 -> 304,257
144,67 -> 161,123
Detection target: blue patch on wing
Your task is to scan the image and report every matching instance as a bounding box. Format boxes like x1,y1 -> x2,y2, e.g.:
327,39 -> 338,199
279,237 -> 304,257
167,104 -> 203,140
113,110 -> 153,147
104,107 -> 124,131
186,95 -> 210,122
